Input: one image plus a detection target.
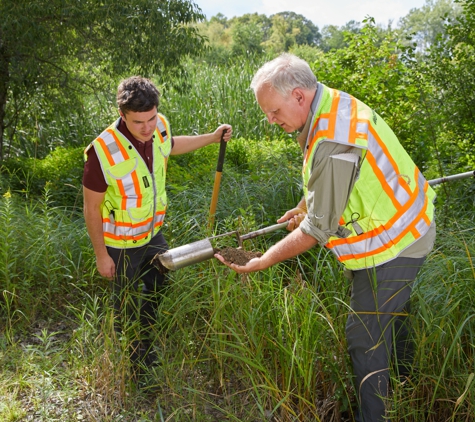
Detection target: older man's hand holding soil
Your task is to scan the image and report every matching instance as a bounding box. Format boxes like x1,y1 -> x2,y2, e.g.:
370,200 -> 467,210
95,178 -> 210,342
215,247 -> 263,273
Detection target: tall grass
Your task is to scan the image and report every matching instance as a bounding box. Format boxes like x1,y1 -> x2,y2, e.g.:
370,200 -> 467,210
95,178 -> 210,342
0,190 -> 94,328
1,139 -> 475,421
160,57 -> 285,141
401,225 -> 475,421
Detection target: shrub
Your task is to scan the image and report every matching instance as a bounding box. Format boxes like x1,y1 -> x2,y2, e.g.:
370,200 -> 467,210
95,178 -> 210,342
0,146 -> 84,209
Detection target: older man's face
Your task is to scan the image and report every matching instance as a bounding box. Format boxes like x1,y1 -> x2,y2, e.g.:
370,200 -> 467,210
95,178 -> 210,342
255,84 -> 308,133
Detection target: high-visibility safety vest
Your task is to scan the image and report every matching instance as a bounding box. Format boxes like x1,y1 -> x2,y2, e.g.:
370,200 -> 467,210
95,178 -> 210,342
303,83 -> 436,270
84,113 -> 172,248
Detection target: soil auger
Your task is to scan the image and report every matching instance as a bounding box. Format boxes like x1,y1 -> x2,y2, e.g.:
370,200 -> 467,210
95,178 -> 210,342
153,169 -> 475,272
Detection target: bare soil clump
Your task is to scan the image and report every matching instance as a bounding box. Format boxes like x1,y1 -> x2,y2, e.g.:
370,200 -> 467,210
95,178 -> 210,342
151,252 -> 169,274
217,247 -> 262,266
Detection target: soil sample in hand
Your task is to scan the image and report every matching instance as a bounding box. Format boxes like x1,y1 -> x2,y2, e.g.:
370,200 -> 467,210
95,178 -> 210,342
217,247 -> 262,266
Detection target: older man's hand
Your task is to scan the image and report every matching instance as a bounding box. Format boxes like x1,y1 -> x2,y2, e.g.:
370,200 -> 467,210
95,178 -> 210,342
214,253 -> 263,274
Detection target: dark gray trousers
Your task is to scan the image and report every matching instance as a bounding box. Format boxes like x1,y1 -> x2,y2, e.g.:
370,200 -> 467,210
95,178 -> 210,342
346,256 -> 426,422
108,232 -> 168,348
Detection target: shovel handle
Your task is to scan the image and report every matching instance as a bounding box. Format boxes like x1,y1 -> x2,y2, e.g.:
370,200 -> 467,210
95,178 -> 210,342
216,130 -> 227,172
209,129 -> 228,227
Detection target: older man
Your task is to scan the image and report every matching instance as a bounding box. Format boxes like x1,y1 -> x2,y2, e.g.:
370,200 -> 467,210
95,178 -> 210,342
216,53 -> 435,422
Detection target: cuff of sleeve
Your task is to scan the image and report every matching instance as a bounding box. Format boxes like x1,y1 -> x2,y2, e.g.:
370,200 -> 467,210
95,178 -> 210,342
299,216 -> 330,245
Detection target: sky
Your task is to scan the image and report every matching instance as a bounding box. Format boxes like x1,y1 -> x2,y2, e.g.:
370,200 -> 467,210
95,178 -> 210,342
195,0 -> 428,29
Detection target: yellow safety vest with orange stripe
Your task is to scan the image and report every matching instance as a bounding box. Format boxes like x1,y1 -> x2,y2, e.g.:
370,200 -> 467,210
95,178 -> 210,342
84,113 -> 172,248
303,83 -> 435,270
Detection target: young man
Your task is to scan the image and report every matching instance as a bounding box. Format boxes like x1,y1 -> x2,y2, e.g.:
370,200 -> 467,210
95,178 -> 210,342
216,54 -> 436,422
83,76 -> 232,369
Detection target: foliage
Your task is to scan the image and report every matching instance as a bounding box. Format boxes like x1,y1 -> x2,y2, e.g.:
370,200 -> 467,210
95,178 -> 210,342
274,11 -> 321,45
421,0 -> 475,176
160,55 -> 284,141
318,20 -> 362,52
197,11 -> 322,63
230,17 -> 266,56
398,0 -> 462,52
0,192 -> 93,327
0,146 -> 85,208
0,0 -> 206,160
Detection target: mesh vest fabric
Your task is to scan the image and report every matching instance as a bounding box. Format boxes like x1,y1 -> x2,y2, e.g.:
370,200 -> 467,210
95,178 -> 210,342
84,113 -> 172,248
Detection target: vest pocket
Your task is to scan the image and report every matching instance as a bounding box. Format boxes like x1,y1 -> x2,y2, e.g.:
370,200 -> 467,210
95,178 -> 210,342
106,159 -> 138,183
127,204 -> 153,223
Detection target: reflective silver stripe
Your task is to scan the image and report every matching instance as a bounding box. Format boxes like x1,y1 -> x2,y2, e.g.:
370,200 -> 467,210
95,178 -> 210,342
356,121 -> 369,135
156,118 -> 168,142
414,214 -> 429,236
333,92 -> 353,142
103,221 -> 152,237
103,213 -> 165,237
101,125 -> 126,165
107,141 -> 120,156
123,172 -> 140,210
316,116 -> 329,132
367,135 -> 410,206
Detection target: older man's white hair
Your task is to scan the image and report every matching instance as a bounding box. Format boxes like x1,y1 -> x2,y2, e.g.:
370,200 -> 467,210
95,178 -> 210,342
250,53 -> 317,98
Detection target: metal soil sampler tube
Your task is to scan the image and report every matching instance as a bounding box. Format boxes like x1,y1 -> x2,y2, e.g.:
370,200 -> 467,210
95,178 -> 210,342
158,238 -> 216,271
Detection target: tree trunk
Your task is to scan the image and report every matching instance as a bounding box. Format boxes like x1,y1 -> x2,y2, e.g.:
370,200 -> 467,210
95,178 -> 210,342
0,36 -> 9,162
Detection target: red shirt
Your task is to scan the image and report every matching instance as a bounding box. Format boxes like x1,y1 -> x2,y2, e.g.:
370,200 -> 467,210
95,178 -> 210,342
82,118 -> 173,192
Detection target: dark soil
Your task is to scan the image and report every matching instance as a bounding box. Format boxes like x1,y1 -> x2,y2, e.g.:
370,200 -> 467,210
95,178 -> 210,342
216,247 -> 262,266
151,252 -> 169,274
151,247 -> 262,272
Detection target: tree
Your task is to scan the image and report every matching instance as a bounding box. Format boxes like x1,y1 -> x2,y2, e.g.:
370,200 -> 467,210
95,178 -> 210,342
273,11 -> 321,46
231,20 -> 265,56
262,15 -> 289,54
423,0 -> 475,172
199,12 -> 321,60
398,0 -> 462,53
318,20 -> 361,52
0,0 -> 206,160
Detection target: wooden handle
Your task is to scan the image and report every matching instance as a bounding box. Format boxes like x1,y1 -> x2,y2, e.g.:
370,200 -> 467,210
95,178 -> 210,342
208,129 -> 228,228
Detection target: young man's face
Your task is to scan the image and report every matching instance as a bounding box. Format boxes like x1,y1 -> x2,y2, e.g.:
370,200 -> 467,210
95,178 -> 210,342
120,107 -> 157,142
255,84 -> 308,133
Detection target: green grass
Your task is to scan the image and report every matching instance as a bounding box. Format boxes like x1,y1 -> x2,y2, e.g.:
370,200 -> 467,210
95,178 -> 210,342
159,56 -> 286,142
1,139 -> 474,420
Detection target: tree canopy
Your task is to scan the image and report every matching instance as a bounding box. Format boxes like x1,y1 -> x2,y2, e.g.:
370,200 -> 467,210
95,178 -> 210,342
0,0 -> 471,184
0,0 -> 206,160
